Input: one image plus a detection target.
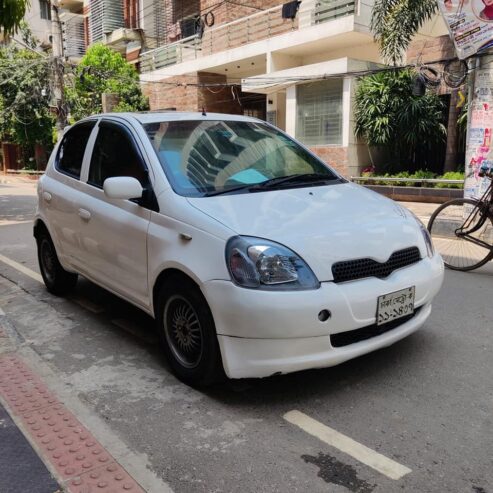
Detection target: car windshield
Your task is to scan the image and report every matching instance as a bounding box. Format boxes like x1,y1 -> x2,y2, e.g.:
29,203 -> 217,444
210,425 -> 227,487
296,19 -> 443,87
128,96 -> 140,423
143,119 -> 339,197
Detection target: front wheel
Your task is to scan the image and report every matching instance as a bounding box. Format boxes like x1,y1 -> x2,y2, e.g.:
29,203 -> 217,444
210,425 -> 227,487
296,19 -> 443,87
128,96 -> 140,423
156,277 -> 223,387
36,230 -> 78,295
428,198 -> 493,271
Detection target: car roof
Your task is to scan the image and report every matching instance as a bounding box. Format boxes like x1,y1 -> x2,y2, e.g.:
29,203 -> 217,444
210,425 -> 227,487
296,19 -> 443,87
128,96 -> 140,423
78,112 -> 262,125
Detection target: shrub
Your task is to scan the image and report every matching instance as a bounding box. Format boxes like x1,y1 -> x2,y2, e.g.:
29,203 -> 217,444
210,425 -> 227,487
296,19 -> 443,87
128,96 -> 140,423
354,70 -> 446,171
361,169 -> 466,189
435,172 -> 465,189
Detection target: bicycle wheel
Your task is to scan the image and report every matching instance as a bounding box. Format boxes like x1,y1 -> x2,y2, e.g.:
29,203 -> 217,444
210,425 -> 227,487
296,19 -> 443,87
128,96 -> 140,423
428,198 -> 493,271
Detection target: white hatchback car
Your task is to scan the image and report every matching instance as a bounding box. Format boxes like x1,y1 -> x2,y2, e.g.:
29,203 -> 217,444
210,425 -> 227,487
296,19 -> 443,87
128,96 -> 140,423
35,112 -> 444,386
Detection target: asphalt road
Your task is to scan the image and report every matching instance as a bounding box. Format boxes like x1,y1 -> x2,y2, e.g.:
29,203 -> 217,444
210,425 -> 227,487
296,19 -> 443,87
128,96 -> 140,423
0,178 -> 492,493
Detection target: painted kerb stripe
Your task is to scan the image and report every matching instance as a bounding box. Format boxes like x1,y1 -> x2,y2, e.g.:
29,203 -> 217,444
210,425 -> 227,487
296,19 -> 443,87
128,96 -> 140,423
0,253 -> 43,283
284,410 -> 412,480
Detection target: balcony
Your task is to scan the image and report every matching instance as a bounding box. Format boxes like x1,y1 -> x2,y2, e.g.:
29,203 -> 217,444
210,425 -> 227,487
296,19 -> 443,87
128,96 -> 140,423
103,27 -> 142,52
140,0 -> 362,74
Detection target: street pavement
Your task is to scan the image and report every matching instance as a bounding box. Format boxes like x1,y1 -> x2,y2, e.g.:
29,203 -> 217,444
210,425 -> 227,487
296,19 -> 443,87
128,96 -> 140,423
0,176 -> 492,493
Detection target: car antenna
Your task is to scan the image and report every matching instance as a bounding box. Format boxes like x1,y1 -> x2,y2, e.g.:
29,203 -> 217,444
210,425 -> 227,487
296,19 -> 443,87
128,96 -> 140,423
202,107 -> 207,116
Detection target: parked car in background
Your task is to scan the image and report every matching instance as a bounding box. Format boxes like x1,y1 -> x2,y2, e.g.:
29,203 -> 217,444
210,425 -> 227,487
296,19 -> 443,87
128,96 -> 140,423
35,112 -> 444,386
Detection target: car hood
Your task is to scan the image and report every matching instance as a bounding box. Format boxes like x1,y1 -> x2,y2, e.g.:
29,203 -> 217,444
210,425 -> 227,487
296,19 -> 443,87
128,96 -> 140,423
187,182 -> 424,281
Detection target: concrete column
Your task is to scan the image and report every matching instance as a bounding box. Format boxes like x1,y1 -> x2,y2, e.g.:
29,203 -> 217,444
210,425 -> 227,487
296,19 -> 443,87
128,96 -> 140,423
342,77 -> 351,147
285,85 -> 297,137
464,54 -> 493,199
102,93 -> 120,113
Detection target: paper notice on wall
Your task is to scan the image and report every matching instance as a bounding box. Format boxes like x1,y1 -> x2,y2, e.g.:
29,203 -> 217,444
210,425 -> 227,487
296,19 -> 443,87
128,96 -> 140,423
437,0 -> 493,59
465,68 -> 493,199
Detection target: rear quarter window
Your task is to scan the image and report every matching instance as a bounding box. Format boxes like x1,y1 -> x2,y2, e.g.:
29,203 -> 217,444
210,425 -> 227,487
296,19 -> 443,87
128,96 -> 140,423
56,122 -> 96,179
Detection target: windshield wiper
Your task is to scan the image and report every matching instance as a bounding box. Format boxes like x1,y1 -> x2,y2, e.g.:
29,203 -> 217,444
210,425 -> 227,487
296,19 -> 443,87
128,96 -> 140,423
250,173 -> 338,190
202,173 -> 338,197
203,184 -> 253,197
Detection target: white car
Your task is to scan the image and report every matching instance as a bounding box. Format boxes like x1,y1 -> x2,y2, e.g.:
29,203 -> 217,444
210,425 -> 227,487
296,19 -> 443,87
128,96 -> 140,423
35,112 -> 444,386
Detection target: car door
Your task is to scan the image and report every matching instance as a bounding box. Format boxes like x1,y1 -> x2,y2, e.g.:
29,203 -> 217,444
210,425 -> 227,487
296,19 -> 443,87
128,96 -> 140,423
76,119 -> 154,309
42,121 -> 97,267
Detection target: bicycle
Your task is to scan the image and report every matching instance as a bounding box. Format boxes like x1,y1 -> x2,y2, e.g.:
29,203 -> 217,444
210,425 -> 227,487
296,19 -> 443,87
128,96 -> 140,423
428,166 -> 493,271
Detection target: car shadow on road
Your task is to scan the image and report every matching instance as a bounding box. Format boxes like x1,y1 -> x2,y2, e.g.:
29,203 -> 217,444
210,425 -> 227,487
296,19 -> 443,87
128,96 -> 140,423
71,277 -> 435,407
203,330 -> 433,408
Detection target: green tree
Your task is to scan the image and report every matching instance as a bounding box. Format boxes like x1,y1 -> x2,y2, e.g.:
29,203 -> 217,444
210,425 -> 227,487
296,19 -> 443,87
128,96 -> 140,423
67,44 -> 149,120
354,69 -> 447,171
0,0 -> 30,37
371,0 -> 437,65
0,45 -> 54,163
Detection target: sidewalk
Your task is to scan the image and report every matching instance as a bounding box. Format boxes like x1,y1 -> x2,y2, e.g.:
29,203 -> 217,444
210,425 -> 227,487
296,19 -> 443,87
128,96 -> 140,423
399,201 -> 438,225
0,314 -> 152,493
0,174 -> 39,185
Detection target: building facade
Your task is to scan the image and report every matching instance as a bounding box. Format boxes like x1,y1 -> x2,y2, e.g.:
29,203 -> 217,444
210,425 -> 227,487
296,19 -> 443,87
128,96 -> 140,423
17,1 -> 453,176
138,0 -> 382,176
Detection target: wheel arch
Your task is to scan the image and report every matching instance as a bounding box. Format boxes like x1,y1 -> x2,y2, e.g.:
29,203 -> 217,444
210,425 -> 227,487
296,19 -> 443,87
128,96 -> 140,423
33,217 -> 50,239
152,268 -> 203,318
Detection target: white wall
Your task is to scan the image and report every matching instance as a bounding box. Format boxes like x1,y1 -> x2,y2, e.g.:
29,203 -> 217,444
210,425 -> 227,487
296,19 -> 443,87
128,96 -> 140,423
20,1 -> 52,47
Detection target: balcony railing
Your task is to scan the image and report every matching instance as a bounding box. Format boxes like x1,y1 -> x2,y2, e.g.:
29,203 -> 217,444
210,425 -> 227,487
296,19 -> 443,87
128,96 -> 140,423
313,0 -> 356,24
140,0 -> 357,73
140,34 -> 202,72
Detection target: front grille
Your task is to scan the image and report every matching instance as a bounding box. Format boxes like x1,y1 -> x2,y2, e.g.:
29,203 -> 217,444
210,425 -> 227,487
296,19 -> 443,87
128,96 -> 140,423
332,247 -> 421,283
330,307 -> 422,348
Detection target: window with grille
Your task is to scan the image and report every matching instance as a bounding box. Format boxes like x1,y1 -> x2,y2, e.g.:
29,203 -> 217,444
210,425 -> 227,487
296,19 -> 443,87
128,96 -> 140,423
296,79 -> 343,146
39,0 -> 51,20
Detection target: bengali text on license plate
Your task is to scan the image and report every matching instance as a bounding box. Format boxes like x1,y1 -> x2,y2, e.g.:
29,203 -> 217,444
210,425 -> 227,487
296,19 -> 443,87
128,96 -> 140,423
376,287 -> 415,326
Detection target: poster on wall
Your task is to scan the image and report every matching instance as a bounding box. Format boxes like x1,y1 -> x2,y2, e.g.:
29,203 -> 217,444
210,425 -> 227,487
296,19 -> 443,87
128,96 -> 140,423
437,0 -> 493,59
465,68 -> 493,199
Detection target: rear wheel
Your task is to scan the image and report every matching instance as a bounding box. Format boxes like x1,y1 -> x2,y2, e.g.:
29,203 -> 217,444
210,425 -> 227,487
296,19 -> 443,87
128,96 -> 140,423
156,277 -> 223,386
36,230 -> 78,295
428,198 -> 493,271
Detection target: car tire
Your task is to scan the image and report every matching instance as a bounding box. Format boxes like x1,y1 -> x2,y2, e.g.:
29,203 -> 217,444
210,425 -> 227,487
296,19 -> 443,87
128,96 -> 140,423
156,276 -> 223,387
36,230 -> 78,296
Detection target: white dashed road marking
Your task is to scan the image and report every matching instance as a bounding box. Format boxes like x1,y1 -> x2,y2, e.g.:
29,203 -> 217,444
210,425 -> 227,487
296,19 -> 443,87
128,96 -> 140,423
0,253 -> 43,283
284,410 -> 412,480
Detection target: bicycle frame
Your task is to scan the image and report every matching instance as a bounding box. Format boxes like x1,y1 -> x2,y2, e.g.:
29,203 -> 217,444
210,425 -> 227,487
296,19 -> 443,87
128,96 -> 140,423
456,179 -> 493,250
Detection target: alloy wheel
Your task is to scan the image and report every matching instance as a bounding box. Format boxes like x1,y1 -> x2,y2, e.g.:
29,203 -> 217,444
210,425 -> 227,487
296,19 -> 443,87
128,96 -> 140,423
164,295 -> 204,369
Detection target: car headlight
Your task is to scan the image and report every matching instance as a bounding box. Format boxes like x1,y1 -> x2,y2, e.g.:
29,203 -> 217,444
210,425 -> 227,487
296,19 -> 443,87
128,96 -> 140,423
226,236 -> 320,290
409,213 -> 434,258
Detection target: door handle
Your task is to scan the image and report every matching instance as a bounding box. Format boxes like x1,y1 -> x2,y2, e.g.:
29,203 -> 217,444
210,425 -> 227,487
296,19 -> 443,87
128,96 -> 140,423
78,208 -> 91,221
42,191 -> 52,202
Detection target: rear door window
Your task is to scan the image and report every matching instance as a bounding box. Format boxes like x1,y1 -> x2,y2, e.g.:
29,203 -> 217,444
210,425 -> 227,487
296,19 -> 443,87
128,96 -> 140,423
56,121 -> 96,179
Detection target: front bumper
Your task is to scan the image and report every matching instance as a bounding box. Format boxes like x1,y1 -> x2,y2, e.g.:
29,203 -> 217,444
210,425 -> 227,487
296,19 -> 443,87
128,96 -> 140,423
202,254 -> 444,379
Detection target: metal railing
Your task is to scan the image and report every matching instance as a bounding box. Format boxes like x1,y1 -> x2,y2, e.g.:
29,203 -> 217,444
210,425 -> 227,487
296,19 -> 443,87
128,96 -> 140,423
5,169 -> 45,175
351,176 -> 464,186
140,0 -> 356,73
140,34 -> 201,72
313,0 -> 356,24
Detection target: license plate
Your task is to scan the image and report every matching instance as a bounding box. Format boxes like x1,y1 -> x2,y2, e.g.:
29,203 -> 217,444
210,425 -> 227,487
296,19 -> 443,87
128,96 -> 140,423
376,287 -> 415,326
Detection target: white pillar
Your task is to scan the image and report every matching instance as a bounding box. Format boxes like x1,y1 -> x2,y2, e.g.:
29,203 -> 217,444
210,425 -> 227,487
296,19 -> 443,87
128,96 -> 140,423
342,77 -> 351,147
285,85 -> 297,137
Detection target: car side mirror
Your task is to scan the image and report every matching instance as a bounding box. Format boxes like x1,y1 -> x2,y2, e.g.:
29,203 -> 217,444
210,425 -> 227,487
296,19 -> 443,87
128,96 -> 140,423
103,177 -> 143,200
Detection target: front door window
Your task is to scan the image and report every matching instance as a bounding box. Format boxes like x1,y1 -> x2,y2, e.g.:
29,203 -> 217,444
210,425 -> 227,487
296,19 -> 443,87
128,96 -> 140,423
88,121 -> 149,189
